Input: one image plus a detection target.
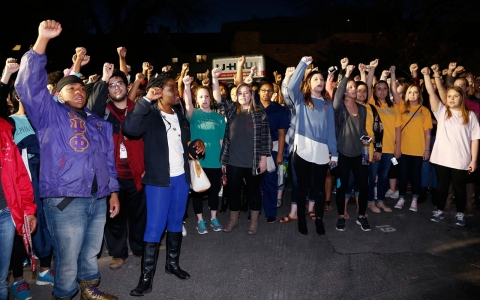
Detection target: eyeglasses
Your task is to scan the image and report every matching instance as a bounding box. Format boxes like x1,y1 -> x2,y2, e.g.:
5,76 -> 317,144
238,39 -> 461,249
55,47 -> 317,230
259,89 -> 273,93
108,81 -> 125,88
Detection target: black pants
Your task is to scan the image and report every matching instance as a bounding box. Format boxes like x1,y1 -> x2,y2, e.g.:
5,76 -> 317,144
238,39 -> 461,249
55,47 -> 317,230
104,178 -> 146,258
227,165 -> 263,211
10,234 -> 52,278
192,168 -> 222,215
399,154 -> 423,199
294,153 -> 329,221
335,153 -> 368,216
435,164 -> 468,213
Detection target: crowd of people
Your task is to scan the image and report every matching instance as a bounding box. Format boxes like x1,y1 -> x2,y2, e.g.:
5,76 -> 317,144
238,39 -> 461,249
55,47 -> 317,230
1,20 -> 479,300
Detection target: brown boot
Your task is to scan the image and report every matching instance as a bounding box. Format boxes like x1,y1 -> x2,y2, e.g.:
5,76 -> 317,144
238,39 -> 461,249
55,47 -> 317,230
247,211 -> 260,235
223,211 -> 240,232
78,279 -> 118,300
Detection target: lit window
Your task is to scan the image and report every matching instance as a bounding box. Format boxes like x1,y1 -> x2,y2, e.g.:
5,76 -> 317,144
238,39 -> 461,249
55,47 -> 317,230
196,73 -> 206,80
12,45 -> 21,51
196,55 -> 207,63
172,57 -> 178,63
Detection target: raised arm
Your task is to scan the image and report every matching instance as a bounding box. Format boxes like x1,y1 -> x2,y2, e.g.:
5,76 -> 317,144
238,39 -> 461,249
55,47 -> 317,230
1,59 -> 19,119
326,66 -> 336,99
88,62 -> 113,112
128,73 -> 145,102
446,62 -> 456,88
15,20 -> 61,130
122,88 -> 160,137
333,64 -> 355,110
390,66 -> 402,105
431,64 -> 446,103
421,67 -> 441,112
117,47 -> 128,76
282,67 -> 295,112
72,47 -> 90,74
366,59 -> 378,101
358,63 -> 366,82
287,57 -> 312,104
234,56 -> 246,86
178,63 -> 188,99
183,73 -> 195,119
211,67 -> 222,103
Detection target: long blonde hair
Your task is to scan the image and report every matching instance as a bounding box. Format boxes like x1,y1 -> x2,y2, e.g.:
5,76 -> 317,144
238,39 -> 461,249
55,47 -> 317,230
403,84 -> 423,114
235,83 -> 261,114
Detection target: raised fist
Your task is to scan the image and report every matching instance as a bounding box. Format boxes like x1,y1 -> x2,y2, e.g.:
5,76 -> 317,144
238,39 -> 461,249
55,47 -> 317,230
183,74 -> 194,85
211,67 -> 222,79
244,76 -> 253,85
117,47 -> 127,58
146,87 -> 162,101
454,66 -> 465,74
340,57 -> 349,69
162,65 -> 172,73
135,73 -> 145,82
103,63 -> 114,79
430,64 -> 439,73
442,69 -> 448,76
345,65 -> 355,77
38,20 -> 62,39
285,67 -> 295,78
358,63 -> 366,73
182,63 -> 189,72
421,67 -> 430,75
389,65 -> 396,75
142,62 -> 152,72
88,74 -> 99,84
409,63 -> 418,73
448,62 -> 457,71
369,59 -> 379,68
238,56 -> 246,66
250,65 -> 258,76
202,78 -> 210,86
301,56 -> 313,65
381,70 -> 390,78
4,58 -> 19,74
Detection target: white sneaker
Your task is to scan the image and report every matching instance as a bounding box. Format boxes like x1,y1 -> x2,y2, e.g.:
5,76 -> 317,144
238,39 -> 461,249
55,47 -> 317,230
394,198 -> 405,209
409,200 -> 418,212
182,224 -> 187,236
385,189 -> 399,199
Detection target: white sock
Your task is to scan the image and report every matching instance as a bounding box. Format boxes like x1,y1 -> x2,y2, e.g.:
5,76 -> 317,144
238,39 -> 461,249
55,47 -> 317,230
39,269 -> 49,276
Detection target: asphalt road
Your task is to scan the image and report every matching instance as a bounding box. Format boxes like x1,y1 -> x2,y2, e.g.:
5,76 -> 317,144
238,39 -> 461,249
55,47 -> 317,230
9,188 -> 480,300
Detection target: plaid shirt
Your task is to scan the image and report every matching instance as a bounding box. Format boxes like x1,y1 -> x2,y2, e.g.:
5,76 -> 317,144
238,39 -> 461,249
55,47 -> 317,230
216,97 -> 272,175
282,82 -> 296,155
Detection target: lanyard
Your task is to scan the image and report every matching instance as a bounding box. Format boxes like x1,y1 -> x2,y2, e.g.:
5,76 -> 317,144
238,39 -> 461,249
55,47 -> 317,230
22,212 -> 36,272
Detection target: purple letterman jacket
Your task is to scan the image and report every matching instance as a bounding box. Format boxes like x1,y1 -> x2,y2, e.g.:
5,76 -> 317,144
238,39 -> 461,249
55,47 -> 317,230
15,49 -> 119,199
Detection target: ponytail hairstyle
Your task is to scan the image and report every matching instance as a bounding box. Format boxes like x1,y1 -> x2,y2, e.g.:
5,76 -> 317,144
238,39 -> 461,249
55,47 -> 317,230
445,86 -> 469,124
302,70 -> 328,110
373,80 -> 394,107
403,84 -> 423,114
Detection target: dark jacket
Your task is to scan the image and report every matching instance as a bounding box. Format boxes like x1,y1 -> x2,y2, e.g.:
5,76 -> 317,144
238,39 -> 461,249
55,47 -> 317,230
88,80 -> 145,191
122,98 -> 191,186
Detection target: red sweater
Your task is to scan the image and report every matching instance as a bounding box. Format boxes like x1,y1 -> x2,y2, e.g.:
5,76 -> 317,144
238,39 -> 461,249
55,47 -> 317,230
0,118 -> 36,234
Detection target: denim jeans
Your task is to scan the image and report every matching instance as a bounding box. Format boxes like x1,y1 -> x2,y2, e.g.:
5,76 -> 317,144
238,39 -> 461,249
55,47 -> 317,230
368,153 -> 394,203
44,194 -> 107,298
421,137 -> 438,188
0,208 -> 15,300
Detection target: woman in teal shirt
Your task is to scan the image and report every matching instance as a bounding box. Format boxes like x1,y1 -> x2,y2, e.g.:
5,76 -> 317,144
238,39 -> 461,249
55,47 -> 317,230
183,74 -> 226,234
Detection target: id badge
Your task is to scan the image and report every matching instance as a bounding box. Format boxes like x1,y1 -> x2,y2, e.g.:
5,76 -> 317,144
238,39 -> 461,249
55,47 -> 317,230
120,143 -> 128,159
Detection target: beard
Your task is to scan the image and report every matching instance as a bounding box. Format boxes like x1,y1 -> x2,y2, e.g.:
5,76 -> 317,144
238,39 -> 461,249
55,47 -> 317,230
110,92 -> 127,102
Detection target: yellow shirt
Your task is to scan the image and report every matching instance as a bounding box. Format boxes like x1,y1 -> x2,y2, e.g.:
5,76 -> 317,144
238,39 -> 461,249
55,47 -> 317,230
396,103 -> 433,156
368,98 -> 400,154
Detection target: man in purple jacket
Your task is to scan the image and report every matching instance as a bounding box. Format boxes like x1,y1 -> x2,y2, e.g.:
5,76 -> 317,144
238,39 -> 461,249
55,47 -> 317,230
15,20 -> 120,300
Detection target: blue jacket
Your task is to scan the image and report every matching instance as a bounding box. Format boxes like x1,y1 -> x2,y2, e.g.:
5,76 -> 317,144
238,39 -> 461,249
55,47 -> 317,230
15,50 -> 119,199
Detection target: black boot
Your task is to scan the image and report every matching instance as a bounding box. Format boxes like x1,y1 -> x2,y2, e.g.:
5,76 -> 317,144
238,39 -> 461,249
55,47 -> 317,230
418,187 -> 428,204
431,188 -> 438,206
165,232 -> 190,280
315,217 -> 325,235
130,242 -> 159,296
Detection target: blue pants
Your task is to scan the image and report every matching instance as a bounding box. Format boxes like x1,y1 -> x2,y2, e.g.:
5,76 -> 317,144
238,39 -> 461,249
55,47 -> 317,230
368,153 -> 394,203
144,174 -> 189,242
0,208 -> 15,300
44,194 -> 106,298
421,137 -> 438,188
261,151 -> 278,218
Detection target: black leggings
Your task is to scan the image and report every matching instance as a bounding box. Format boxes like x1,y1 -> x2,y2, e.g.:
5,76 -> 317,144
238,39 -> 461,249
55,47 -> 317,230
435,164 -> 468,213
192,168 -> 222,215
11,234 -> 52,278
335,153 -> 368,216
293,153 -> 329,221
227,165 -> 263,211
